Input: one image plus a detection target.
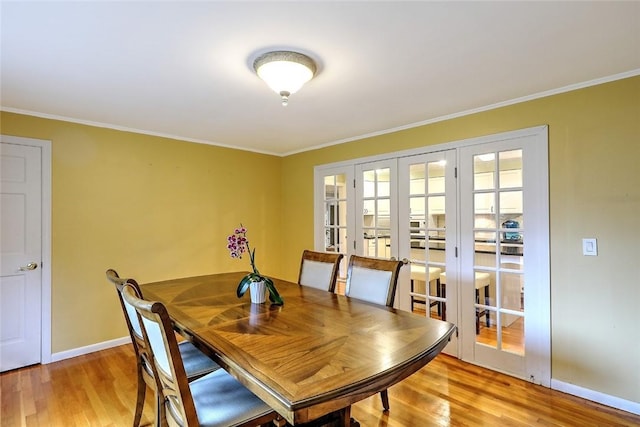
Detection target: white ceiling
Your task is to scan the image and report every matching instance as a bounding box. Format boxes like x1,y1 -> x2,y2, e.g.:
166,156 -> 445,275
2,1 -> 639,156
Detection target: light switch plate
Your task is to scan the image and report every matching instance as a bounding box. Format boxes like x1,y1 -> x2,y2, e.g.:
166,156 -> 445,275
582,238 -> 598,256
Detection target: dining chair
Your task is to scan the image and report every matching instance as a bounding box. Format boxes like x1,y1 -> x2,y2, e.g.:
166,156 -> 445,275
106,269 -> 219,427
120,283 -> 281,427
344,255 -> 403,411
297,250 -> 344,293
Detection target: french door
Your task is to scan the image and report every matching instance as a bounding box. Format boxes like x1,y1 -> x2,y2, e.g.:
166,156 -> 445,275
459,131 -> 549,384
398,150 -> 458,354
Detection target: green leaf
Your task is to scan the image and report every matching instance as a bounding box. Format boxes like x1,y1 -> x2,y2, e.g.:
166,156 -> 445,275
237,274 -> 283,305
236,274 -> 253,298
264,277 -> 284,306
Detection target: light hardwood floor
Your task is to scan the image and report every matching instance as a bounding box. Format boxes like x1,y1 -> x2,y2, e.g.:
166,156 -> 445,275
1,344 -> 638,426
413,305 -> 525,354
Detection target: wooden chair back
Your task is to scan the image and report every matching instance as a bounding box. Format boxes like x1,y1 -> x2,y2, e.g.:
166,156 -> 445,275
106,269 -> 160,426
121,284 -> 198,426
297,250 -> 344,292
105,269 -> 154,384
345,255 -> 403,307
107,269 -> 221,426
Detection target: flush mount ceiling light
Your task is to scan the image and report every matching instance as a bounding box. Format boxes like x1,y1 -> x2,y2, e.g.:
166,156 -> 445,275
253,50 -> 316,106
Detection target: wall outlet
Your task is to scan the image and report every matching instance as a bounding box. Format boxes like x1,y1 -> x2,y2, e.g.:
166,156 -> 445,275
582,238 -> 598,256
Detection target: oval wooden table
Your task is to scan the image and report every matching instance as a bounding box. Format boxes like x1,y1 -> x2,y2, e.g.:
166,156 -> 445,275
141,272 -> 456,426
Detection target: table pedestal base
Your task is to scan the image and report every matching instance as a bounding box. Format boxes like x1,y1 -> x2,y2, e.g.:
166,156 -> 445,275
294,406 -> 360,426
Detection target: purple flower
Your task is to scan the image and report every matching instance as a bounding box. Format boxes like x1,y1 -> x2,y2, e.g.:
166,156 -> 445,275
226,223 -> 259,275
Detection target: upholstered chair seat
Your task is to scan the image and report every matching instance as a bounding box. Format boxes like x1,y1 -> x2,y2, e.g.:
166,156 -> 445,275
188,369 -> 275,427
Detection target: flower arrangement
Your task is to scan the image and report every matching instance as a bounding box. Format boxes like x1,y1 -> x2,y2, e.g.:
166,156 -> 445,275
227,224 -> 283,305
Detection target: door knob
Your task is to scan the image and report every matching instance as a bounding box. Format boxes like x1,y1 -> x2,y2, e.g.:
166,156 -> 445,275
401,258 -> 410,265
19,262 -> 38,271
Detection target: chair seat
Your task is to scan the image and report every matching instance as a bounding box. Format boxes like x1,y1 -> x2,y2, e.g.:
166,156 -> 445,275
410,265 -> 442,294
179,340 -> 220,379
439,271 -> 490,289
190,368 -> 274,427
410,265 -> 442,283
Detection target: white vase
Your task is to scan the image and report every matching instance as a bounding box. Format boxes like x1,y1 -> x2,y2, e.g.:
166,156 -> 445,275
250,281 -> 267,304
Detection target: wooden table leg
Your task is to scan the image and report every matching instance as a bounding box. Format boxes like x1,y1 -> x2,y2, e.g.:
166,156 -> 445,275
336,406 -> 359,427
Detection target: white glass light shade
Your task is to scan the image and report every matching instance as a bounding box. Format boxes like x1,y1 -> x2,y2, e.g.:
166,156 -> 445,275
257,61 -> 313,95
253,51 -> 316,106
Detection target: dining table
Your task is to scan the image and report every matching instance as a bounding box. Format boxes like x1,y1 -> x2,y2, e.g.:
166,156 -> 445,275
141,271 -> 456,426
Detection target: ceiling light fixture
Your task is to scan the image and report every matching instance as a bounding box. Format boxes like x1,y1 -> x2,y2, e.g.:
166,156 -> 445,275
253,50 -> 316,106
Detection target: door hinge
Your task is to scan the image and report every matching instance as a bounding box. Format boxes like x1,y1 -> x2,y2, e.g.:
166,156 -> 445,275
455,247 -> 458,257
353,240 -> 356,250
353,179 -> 356,188
454,167 -> 458,178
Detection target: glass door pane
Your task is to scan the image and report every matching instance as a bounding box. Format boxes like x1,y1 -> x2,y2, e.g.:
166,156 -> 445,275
471,149 -> 524,354
319,171 -> 351,287
360,166 -> 393,260
408,161 -> 447,320
355,159 -> 399,303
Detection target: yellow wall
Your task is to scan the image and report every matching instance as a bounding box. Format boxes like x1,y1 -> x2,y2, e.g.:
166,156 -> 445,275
1,112 -> 283,353
1,75 -> 638,405
280,76 -> 640,404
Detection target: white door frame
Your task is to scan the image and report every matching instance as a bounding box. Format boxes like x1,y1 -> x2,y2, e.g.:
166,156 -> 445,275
1,135 -> 52,365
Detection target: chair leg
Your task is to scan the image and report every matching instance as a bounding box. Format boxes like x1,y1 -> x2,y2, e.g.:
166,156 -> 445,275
439,280 -> 446,321
484,286 -> 490,327
133,365 -> 146,427
380,389 -> 390,411
155,390 -> 164,427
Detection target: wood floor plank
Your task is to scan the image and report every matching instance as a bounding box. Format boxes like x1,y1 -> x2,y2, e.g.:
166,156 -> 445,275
1,344 -> 638,426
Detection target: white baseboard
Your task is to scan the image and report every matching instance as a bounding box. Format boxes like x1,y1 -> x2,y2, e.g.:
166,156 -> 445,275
551,379 -> 640,416
50,336 -> 131,363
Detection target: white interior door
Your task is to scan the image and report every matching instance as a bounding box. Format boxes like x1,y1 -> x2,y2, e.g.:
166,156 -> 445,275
1,141 -> 43,371
459,128 -> 550,385
398,150 -> 458,355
